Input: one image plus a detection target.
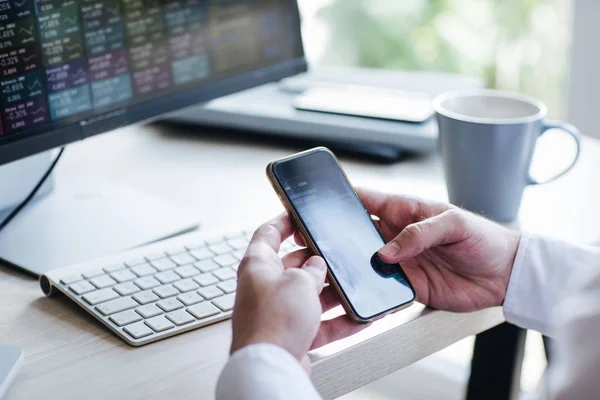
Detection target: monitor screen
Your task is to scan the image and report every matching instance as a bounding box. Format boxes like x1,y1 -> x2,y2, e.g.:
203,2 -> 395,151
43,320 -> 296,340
0,0 -> 306,164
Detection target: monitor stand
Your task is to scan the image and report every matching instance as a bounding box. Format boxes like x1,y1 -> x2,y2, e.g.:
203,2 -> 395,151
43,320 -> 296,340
0,152 -> 199,277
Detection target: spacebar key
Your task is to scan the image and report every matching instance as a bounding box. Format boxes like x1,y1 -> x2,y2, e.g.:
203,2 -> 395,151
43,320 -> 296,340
96,297 -> 138,316
83,288 -> 119,305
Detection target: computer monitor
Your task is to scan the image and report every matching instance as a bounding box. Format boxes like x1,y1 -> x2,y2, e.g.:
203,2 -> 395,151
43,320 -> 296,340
0,0 -> 306,165
0,0 -> 306,274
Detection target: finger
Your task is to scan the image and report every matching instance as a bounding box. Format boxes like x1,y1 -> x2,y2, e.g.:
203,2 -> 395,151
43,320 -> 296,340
378,209 -> 472,263
357,188 -> 421,220
248,213 -> 294,253
311,315 -> 370,349
356,187 -> 393,217
294,231 -> 306,247
299,256 -> 327,294
357,188 -> 420,229
358,188 -> 451,227
320,286 -> 341,312
281,248 -> 312,270
239,214 -> 294,276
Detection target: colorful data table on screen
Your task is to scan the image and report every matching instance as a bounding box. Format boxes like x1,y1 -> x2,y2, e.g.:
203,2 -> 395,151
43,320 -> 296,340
37,0 -> 92,120
0,0 -> 49,133
0,0 -> 302,137
123,0 -> 171,95
82,0 -> 132,108
165,1 -> 209,85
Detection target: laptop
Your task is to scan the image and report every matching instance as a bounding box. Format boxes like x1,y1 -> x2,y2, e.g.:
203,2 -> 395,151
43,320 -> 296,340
166,67 -> 483,159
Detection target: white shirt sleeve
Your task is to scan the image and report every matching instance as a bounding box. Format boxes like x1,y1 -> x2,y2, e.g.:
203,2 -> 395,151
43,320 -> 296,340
215,344 -> 323,400
548,263 -> 600,399
502,233 -> 600,398
502,234 -> 600,337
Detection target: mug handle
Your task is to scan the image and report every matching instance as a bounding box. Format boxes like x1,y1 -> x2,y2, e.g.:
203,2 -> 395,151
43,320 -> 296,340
528,121 -> 581,185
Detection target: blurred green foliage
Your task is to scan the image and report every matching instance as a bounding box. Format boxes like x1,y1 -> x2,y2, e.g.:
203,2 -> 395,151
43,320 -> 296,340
315,0 -> 571,117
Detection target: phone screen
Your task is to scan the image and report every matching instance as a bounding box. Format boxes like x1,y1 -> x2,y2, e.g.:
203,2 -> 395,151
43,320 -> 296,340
272,149 -> 415,320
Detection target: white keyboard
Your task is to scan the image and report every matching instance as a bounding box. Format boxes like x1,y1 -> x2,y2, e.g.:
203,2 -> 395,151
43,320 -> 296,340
40,229 -> 300,346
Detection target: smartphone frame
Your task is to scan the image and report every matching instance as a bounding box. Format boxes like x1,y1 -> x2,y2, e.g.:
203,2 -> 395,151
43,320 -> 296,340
266,147 -> 415,323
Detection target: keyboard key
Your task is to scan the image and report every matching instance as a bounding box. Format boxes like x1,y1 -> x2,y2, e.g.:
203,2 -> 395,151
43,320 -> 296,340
174,279 -> 199,293
124,322 -> 154,339
157,298 -> 184,312
213,293 -> 236,311
155,270 -> 180,284
153,285 -> 179,299
82,270 -> 104,279
187,302 -> 220,320
226,238 -> 249,250
135,304 -> 163,318
96,297 -> 138,316
193,273 -> 219,287
208,242 -> 233,255
136,304 -> 162,318
110,269 -> 137,283
145,252 -> 167,262
165,246 -> 187,256
177,292 -> 203,306
104,264 -> 126,273
145,316 -> 175,332
83,288 -> 119,305
124,257 -> 147,267
213,254 -> 238,267
197,285 -> 224,300
133,290 -> 159,305
90,275 -> 117,289
217,280 -> 237,294
109,310 -> 142,327
189,247 -> 214,260
60,275 -> 82,285
166,310 -> 195,326
170,253 -> 196,266
134,277 -> 160,290
131,264 -> 157,277
151,258 -> 177,271
213,267 -> 236,281
69,281 -> 95,295
114,282 -> 140,296
232,249 -> 246,261
185,242 -> 206,250
194,259 -> 219,273
174,265 -> 199,279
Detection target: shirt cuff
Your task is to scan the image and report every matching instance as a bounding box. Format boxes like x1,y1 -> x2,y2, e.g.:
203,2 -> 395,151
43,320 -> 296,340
503,234 -> 599,337
216,344 -> 322,400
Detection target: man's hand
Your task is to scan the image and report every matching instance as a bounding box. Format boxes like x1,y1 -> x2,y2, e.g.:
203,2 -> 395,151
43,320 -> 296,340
359,188 -> 521,312
231,214 -> 365,372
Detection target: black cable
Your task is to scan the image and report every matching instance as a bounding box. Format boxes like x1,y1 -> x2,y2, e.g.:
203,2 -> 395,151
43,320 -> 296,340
0,147 -> 65,232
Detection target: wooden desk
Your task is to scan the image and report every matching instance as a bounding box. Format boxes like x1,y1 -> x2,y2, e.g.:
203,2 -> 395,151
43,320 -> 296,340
2,124 -> 600,399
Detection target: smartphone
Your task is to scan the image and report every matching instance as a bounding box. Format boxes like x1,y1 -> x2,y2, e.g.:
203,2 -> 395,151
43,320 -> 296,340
267,147 -> 416,323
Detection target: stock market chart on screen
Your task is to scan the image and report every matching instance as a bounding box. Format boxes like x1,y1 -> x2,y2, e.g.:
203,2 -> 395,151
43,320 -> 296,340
0,0 -> 301,138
